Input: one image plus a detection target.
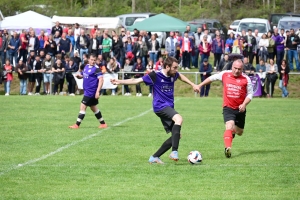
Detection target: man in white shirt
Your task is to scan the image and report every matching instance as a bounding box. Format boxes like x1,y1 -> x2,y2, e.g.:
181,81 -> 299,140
74,23 -> 81,50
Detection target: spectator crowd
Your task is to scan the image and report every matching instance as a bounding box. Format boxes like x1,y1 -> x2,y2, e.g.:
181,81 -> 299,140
0,22 -> 297,98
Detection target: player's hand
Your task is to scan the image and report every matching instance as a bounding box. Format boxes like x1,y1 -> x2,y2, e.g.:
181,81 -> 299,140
239,104 -> 246,112
95,92 -> 100,99
110,78 -> 119,85
192,84 -> 200,93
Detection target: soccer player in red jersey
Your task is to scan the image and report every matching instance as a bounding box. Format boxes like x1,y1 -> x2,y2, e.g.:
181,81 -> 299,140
198,59 -> 253,158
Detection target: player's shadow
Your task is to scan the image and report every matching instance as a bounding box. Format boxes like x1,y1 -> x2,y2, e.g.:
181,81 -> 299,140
233,149 -> 280,158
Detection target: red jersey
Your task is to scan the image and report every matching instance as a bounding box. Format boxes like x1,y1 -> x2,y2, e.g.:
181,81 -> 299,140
20,33 -> 27,49
209,70 -> 253,109
4,65 -> 13,81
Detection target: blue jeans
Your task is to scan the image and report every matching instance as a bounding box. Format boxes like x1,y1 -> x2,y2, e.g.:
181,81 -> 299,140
200,76 -> 210,97
200,54 -> 209,64
9,51 -> 18,66
149,52 -> 157,64
287,49 -> 299,71
192,48 -> 199,68
20,79 -> 27,95
0,50 -> 5,66
80,48 -> 89,60
4,81 -> 11,94
149,85 -> 153,93
276,50 -> 285,67
279,80 -> 289,97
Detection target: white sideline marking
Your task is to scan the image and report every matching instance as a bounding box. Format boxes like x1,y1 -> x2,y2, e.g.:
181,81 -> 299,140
0,108 -> 154,176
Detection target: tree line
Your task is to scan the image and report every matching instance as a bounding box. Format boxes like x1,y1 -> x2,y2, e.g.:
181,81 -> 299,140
1,0 -> 300,25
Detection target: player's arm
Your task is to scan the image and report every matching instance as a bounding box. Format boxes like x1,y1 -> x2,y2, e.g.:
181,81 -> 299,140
111,77 -> 143,85
239,76 -> 253,112
95,76 -> 104,99
178,73 -> 199,93
198,71 -> 223,89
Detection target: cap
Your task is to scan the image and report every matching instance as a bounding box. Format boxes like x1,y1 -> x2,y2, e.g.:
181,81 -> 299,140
203,58 -> 208,62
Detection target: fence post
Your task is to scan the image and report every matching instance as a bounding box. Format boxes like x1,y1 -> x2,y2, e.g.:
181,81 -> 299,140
194,72 -> 198,97
122,72 -> 124,96
50,72 -> 52,95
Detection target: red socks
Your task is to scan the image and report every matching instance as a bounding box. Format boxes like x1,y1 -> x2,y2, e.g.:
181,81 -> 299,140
224,130 -> 233,148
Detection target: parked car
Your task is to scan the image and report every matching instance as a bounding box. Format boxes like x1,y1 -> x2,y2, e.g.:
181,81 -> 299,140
117,13 -> 156,28
277,17 -> 300,33
187,19 -> 228,39
269,13 -> 300,31
227,20 -> 240,35
236,18 -> 271,37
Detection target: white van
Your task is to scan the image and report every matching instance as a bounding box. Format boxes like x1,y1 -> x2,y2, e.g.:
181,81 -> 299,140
117,13 -> 156,29
277,17 -> 300,33
236,18 -> 271,37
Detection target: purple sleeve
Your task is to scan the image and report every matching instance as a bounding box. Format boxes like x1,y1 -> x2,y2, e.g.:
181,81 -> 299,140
142,74 -> 154,86
95,68 -> 103,78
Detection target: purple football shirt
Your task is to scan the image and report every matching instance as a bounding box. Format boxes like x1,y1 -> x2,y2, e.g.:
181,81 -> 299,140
142,70 -> 179,112
81,65 -> 103,97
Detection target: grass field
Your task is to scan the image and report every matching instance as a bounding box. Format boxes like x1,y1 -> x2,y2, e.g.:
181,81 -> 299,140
0,96 -> 300,199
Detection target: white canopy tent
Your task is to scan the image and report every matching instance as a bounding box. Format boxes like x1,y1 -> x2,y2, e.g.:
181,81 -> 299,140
52,16 -> 121,29
0,10 -> 52,30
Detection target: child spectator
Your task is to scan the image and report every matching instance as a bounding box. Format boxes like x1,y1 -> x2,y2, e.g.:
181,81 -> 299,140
3,59 -> 13,96
122,58 -> 133,96
155,57 -> 164,71
279,59 -> 290,98
132,57 -> 144,96
146,59 -> 154,97
65,58 -> 78,96
106,57 -> 120,96
15,59 -> 28,95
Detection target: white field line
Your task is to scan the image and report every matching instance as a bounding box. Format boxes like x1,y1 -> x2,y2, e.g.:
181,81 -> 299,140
0,108 -> 154,176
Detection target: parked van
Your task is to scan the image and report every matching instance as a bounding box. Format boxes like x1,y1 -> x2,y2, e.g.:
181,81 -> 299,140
236,18 -> 271,37
117,13 -> 156,28
269,13 -> 300,30
277,17 -> 300,33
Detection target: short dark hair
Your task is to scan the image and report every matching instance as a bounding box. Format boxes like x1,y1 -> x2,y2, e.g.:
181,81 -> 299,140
248,29 -> 252,32
184,31 -> 189,34
163,57 -> 178,69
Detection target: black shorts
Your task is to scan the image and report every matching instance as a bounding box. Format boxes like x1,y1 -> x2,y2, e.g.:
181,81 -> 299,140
223,107 -> 246,129
155,107 -> 178,133
81,96 -> 98,107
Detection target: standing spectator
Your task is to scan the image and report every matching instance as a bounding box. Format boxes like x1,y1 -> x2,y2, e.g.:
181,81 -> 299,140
111,31 -> 123,63
58,32 -> 72,59
32,55 -> 43,95
155,56 -> 164,71
27,30 -> 39,56
131,28 -> 139,42
258,34 -> 269,62
45,35 -> 57,57
256,59 -> 267,97
102,33 -> 112,61
194,27 -> 203,68
278,59 -> 290,98
122,58 -> 133,96
135,35 -> 148,67
65,58 -> 78,96
15,59 -> 28,95
199,58 -> 212,97
37,30 -> 48,53
243,57 -> 256,76
286,28 -> 300,71
0,30 -> 8,66
124,37 -> 135,61
72,51 -> 82,67
265,59 -> 278,98
8,32 -> 20,67
200,29 -> 212,44
42,53 -> 54,95
225,32 -> 235,53
217,54 -> 230,71
3,59 -> 13,96
132,57 -> 144,96
74,23 -> 81,50
244,29 -> 256,64
52,59 -> 65,95
91,25 -> 98,38
76,30 -> 89,61
272,28 -> 285,67
52,21 -> 63,36
212,34 -> 224,68
106,57 -> 120,95
3,29 -> 10,60
165,32 -> 177,60
18,30 -> 28,63
180,31 -> 193,70
96,30 -> 103,55
232,34 -> 243,54
199,35 -> 212,64
89,33 -> 99,57
66,29 -> 75,57
27,50 -> 36,95
53,31 -> 61,53
267,31 -> 275,60
253,29 -> 261,64
146,59 -> 154,97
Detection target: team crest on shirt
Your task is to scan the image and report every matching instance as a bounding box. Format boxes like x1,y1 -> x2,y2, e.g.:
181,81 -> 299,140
88,69 -> 91,72
171,77 -> 174,82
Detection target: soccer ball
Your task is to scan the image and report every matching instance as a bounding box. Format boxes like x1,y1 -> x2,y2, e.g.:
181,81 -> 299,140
187,150 -> 202,164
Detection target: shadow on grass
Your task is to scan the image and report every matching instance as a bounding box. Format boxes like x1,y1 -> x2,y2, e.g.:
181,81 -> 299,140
233,149 -> 280,158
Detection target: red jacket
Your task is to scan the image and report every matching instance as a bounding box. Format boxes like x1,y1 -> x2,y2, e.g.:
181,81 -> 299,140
199,41 -> 212,56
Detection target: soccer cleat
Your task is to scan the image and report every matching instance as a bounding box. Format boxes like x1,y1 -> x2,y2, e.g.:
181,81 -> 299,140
98,124 -> 108,129
148,156 -> 164,164
169,151 -> 179,161
69,124 -> 79,129
224,147 -> 232,158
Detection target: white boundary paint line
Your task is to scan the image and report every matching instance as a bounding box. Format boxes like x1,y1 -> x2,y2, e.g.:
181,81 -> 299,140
0,108 -> 154,176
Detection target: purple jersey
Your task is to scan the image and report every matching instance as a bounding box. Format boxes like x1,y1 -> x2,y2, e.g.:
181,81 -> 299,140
142,70 -> 179,112
81,65 -> 103,97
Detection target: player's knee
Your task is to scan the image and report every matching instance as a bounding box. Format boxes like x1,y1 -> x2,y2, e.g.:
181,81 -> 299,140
225,122 -> 234,130
173,114 -> 183,125
236,130 -> 243,136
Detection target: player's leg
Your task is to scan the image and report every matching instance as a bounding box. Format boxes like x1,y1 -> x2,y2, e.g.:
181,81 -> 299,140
169,113 -> 183,161
223,107 -> 237,158
69,103 -> 87,129
233,110 -> 246,136
90,105 -> 107,128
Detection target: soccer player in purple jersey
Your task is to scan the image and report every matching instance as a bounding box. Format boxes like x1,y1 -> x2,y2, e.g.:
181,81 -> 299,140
69,54 -> 108,129
111,57 -> 199,163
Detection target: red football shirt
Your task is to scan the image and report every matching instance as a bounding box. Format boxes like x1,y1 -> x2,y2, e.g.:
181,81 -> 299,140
209,71 -> 253,109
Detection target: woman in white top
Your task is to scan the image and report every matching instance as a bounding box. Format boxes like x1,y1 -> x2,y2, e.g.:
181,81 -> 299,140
258,34 -> 269,62
265,58 -> 278,97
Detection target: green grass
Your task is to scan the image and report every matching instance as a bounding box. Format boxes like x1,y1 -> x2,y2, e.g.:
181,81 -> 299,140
0,96 -> 300,199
